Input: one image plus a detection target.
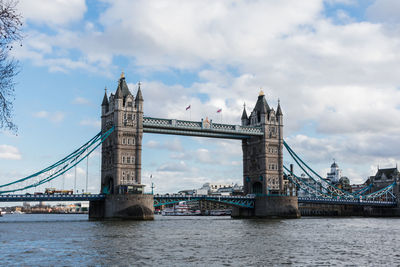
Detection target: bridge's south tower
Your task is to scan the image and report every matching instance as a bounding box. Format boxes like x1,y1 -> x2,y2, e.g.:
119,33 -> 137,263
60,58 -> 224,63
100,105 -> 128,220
101,73 -> 144,195
234,91 -> 299,218
241,90 -> 283,195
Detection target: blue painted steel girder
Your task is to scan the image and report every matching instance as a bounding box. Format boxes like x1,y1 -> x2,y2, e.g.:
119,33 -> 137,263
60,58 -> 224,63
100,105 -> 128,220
154,195 -> 255,208
144,127 -> 255,140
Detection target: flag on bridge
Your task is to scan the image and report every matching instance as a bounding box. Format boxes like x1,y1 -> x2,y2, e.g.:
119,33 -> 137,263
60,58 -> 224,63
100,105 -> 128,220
186,105 -> 191,110
217,108 -> 222,113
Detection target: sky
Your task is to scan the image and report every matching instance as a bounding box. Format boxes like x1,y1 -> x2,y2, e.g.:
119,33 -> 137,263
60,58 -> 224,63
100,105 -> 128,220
1,0 -> 400,194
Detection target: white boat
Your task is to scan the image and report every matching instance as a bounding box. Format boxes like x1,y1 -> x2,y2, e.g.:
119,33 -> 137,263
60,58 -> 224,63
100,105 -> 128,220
162,201 -> 200,216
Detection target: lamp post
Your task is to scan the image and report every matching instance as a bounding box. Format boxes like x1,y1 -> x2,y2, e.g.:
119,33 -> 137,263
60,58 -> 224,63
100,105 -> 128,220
150,174 -> 154,195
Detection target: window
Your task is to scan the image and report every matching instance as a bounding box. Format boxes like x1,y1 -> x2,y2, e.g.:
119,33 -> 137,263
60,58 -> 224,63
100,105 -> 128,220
127,114 -> 132,120
127,139 -> 130,145
127,102 -> 132,107
122,156 -> 125,163
122,138 -> 126,144
127,157 -> 131,164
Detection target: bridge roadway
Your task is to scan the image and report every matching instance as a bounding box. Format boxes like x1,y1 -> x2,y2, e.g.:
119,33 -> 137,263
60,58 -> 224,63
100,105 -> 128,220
0,194 -> 105,202
0,194 -> 396,208
143,117 -> 264,139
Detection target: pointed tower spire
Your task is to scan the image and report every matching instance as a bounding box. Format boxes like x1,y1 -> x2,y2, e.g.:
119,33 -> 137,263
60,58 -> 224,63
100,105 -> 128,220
102,87 -> 109,106
135,81 -> 143,102
276,99 -> 283,116
115,83 -> 123,99
241,102 -> 248,119
117,71 -> 132,98
254,88 -> 270,114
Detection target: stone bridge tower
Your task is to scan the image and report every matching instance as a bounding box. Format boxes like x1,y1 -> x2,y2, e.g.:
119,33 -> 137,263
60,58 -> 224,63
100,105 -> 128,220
100,73 -> 144,195
90,73 -> 153,220
241,90 -> 283,195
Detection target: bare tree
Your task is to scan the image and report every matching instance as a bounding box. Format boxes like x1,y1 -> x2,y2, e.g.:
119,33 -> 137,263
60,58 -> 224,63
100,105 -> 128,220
0,0 -> 22,133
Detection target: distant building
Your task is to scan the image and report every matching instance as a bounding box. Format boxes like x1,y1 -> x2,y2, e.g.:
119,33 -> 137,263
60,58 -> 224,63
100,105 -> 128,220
179,182 -> 243,196
351,183 -> 366,193
296,173 -> 319,197
326,161 -> 341,184
367,167 -> 400,192
337,177 -> 351,192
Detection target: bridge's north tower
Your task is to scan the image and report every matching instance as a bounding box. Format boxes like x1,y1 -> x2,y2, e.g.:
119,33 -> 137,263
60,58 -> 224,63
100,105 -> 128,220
241,90 -> 283,195
100,73 -> 144,195
89,73 -> 153,220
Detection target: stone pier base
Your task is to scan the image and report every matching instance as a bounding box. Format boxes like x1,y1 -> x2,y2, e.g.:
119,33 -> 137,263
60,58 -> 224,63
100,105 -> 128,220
89,194 -> 154,220
232,195 -> 300,219
300,203 -> 400,217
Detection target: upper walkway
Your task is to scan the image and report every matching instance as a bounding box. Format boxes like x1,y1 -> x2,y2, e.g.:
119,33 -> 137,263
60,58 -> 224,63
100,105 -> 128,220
143,117 -> 263,139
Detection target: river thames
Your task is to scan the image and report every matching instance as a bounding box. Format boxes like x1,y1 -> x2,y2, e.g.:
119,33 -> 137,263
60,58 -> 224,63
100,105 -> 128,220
1,214 -> 400,266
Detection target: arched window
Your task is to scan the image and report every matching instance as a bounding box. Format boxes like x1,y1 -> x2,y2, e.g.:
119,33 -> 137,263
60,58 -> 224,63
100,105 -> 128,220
252,182 -> 263,194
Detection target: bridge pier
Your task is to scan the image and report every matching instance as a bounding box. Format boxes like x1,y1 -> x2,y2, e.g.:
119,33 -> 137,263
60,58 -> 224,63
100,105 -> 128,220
89,194 -> 154,220
232,195 -> 300,218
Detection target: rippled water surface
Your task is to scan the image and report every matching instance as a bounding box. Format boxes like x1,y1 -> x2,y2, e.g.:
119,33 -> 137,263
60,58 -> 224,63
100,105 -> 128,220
1,214 -> 400,266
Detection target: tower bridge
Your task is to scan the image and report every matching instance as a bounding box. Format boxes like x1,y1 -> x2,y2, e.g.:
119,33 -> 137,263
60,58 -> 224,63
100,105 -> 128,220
1,73 -> 400,219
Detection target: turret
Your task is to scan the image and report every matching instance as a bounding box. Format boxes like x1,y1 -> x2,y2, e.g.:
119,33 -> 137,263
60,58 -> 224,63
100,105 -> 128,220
241,103 -> 248,126
250,89 -> 270,126
276,99 -> 283,124
135,82 -> 144,111
101,87 -> 109,115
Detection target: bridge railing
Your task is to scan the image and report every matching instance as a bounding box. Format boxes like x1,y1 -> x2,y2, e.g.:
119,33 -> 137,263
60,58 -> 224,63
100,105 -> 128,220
298,197 -> 397,206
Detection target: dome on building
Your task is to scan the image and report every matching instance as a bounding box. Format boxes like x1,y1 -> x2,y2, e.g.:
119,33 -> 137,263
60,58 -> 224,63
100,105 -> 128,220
339,177 -> 350,185
331,161 -> 338,168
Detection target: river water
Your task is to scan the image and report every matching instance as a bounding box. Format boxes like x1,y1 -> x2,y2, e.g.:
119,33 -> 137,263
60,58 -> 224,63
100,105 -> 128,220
1,214 -> 400,266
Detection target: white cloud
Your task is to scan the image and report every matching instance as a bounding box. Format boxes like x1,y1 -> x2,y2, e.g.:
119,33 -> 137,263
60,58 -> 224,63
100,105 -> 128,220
33,110 -> 65,123
80,119 -> 101,128
19,0 -> 87,26
73,97 -> 90,105
366,0 -> 400,24
11,0 -> 400,189
145,138 -> 183,152
156,161 -> 192,173
33,110 -> 48,118
0,145 -> 22,160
